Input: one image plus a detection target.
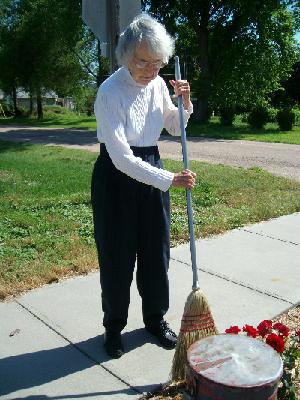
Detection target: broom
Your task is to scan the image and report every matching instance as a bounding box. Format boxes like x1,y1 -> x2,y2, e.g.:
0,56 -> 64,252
171,56 -> 218,382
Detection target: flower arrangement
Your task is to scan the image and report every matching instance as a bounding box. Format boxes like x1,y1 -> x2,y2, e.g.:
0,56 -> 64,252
225,321 -> 300,400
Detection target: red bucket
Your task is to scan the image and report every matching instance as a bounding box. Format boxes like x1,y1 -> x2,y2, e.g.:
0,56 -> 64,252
186,334 -> 283,400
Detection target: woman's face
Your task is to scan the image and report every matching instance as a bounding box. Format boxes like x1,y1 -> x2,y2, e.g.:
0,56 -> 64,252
128,42 -> 164,86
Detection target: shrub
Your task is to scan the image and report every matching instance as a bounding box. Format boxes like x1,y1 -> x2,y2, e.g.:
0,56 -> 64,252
0,101 -> 14,117
292,108 -> 300,126
276,109 -> 295,131
16,106 -> 27,117
43,105 -> 71,115
247,106 -> 269,129
73,86 -> 97,116
267,107 -> 277,123
241,113 -> 248,123
32,105 -> 73,118
219,106 -> 236,126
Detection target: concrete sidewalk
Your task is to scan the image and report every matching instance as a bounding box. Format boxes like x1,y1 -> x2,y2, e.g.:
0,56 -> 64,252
1,213 -> 299,399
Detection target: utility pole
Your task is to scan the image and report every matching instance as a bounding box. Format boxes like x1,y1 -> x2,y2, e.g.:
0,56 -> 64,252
106,0 -> 119,73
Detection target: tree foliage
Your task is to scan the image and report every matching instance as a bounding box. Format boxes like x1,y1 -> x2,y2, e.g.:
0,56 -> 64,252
1,1 -> 299,121
0,1 -> 23,115
0,0 -> 89,118
283,60 -> 300,103
142,0 -> 300,122
75,26 -> 110,88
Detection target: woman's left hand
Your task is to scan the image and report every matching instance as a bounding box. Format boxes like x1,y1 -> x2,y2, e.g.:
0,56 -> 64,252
169,79 -> 191,111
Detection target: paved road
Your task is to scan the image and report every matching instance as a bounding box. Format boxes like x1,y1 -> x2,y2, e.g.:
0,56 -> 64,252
1,125 -> 300,182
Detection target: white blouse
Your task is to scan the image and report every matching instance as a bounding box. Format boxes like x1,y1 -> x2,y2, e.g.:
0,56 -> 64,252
94,66 -> 193,192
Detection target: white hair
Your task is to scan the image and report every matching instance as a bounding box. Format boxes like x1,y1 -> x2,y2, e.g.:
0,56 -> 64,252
115,13 -> 175,67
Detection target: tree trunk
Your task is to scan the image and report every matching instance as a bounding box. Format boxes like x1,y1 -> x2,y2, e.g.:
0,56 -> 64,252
29,90 -> 34,116
36,88 -> 43,119
194,7 -> 211,123
193,98 -> 211,123
96,40 -> 102,88
12,85 -> 22,117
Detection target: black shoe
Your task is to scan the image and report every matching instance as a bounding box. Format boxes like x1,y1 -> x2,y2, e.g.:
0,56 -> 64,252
103,330 -> 124,358
145,320 -> 177,349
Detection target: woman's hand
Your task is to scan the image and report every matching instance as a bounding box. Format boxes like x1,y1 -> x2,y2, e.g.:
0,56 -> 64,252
169,79 -> 191,110
172,169 -> 196,189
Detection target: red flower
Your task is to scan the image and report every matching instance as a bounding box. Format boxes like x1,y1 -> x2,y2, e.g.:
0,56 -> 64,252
266,333 -> 285,353
243,324 -> 258,338
296,329 -> 300,337
257,320 -> 273,337
273,322 -> 289,337
225,326 -> 241,334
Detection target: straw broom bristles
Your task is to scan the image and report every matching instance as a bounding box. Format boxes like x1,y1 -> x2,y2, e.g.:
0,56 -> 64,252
171,288 -> 218,381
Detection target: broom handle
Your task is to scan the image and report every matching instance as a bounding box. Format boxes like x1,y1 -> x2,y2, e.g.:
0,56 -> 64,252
175,56 -> 199,290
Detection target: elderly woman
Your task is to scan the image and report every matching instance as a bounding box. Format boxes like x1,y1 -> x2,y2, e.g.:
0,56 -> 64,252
91,13 -> 196,359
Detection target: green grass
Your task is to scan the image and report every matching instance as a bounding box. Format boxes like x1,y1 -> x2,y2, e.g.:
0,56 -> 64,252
0,113 -> 96,130
1,113 -> 299,144
1,141 -> 300,299
167,159 -> 300,245
187,116 -> 300,144
0,141 -> 98,299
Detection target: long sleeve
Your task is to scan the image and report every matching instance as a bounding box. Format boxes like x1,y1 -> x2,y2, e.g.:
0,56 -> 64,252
94,90 -> 174,192
162,81 -> 193,136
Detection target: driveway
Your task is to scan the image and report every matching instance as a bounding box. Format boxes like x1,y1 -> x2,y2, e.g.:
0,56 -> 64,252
1,125 -> 300,182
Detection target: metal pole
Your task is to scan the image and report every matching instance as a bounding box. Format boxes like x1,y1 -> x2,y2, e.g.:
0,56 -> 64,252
107,0 -> 119,73
175,56 -> 199,290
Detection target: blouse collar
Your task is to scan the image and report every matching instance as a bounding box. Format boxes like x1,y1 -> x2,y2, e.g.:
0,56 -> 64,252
121,66 -> 149,88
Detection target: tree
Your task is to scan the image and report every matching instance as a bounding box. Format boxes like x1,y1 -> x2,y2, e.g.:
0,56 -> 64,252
284,60 -> 300,104
0,1 -> 23,116
271,60 -> 300,107
70,25 -> 110,114
143,0 -> 299,122
16,0 -> 84,118
75,26 -> 110,88
0,0 -> 89,118
0,0 -> 110,118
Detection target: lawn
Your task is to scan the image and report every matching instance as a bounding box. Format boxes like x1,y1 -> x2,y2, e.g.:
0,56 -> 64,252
1,141 -> 300,299
1,113 -> 299,144
0,113 -> 96,130
187,116 -> 300,144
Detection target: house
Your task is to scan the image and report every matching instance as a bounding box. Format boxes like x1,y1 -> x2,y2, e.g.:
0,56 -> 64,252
0,88 -> 74,110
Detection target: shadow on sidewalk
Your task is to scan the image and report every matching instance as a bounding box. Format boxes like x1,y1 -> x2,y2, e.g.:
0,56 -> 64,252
0,329 -> 159,397
13,390 -> 139,399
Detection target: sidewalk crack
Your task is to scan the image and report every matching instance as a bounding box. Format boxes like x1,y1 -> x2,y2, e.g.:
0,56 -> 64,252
239,228 -> 299,246
171,258 -> 294,305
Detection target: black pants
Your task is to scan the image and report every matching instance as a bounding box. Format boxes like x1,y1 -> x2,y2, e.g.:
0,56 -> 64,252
91,144 -> 170,332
